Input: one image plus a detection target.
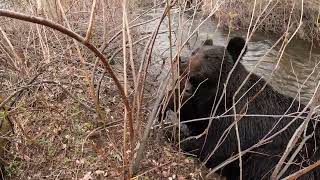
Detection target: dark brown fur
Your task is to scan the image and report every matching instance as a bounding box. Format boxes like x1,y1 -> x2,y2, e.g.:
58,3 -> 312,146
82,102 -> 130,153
162,37 -> 320,180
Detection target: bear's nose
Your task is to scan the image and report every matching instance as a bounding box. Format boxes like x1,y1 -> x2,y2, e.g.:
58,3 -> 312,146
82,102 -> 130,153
185,88 -> 193,96
184,80 -> 193,96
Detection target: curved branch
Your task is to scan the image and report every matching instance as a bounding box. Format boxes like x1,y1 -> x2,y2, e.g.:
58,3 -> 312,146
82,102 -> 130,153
0,9 -> 134,138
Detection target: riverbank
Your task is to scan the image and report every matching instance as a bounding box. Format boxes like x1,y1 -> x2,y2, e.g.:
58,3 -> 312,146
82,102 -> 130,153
202,0 -> 320,43
1,0 -> 319,179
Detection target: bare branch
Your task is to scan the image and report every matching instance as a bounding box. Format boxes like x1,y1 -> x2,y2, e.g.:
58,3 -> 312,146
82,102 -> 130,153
0,9 -> 134,141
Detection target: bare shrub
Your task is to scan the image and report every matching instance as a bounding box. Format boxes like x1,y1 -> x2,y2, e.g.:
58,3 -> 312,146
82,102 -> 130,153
203,0 -> 320,42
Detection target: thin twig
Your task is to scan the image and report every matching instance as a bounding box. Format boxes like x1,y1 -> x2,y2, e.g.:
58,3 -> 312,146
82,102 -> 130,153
282,160 -> 320,180
84,0 -> 96,42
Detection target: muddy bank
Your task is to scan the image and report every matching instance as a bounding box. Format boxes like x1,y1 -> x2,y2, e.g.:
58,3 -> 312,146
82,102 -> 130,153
202,0 -> 320,43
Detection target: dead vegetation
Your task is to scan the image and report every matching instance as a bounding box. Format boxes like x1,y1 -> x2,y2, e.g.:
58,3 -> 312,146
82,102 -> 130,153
0,0 -> 319,179
0,0 -> 204,179
203,0 -> 320,43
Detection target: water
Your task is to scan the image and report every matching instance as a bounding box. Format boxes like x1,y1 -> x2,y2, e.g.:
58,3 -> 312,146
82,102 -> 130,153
141,8 -> 320,105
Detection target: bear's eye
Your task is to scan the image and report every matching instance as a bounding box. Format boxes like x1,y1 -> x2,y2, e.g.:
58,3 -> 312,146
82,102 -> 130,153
203,54 -> 210,59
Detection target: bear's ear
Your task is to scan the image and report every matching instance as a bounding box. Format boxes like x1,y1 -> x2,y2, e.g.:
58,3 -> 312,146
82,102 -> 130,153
226,37 -> 247,62
203,39 -> 213,46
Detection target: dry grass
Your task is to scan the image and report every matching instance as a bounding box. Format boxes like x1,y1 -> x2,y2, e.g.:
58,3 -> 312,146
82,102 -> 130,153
202,0 -> 320,42
0,0 -> 319,179
0,0 -> 205,179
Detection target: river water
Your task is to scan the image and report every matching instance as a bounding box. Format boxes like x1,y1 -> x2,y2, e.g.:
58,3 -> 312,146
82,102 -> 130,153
141,8 -> 320,105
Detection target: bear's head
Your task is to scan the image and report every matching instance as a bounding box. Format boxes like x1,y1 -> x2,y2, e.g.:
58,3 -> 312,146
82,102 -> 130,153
185,37 -> 247,88
161,37 -> 247,136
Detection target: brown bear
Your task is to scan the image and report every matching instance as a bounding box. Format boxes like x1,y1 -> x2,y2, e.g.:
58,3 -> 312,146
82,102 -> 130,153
161,37 -> 320,180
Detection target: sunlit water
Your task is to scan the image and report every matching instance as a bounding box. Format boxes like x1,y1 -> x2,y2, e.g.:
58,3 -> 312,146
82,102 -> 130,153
140,8 -> 320,105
